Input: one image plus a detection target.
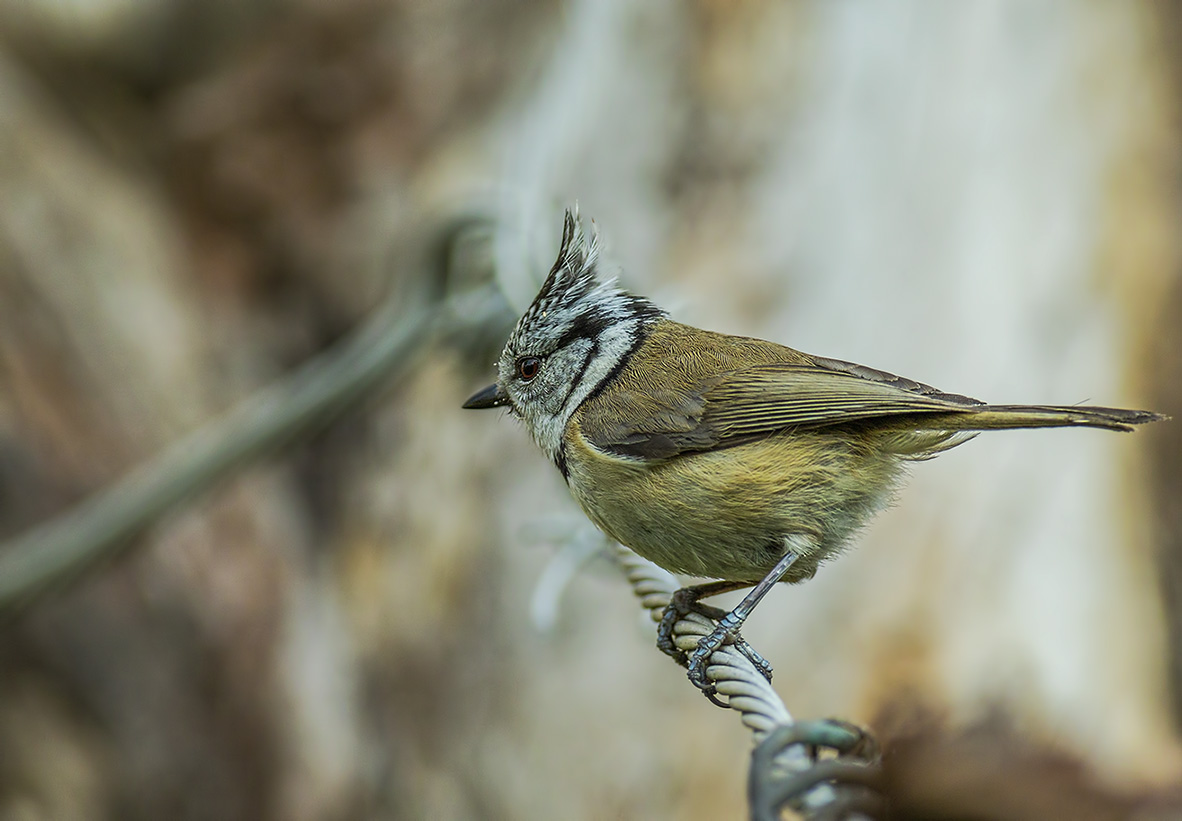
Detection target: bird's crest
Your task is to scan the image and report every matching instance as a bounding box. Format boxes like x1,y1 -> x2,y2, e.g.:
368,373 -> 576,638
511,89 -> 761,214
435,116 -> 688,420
507,209 -> 664,358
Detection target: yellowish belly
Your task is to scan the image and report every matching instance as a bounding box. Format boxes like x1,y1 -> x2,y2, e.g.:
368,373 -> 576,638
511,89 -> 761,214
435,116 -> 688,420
564,426 -> 902,583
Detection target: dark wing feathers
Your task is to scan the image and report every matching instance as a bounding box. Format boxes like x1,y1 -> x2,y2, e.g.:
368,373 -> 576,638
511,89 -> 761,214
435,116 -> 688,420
583,358 -> 982,460
807,355 -> 983,405
700,364 -> 978,438
583,387 -> 717,459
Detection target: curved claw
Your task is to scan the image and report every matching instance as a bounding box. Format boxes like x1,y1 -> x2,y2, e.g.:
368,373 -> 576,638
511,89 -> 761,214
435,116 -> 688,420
657,586 -> 731,667
701,685 -> 728,709
686,626 -> 727,693
656,601 -> 688,666
733,637 -> 774,682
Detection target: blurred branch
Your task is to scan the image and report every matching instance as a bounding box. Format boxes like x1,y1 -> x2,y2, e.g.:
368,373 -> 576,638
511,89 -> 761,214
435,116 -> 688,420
0,281 -> 510,614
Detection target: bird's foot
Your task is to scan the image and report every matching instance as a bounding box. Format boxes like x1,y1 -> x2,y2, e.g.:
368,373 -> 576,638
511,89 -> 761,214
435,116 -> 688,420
685,612 -> 774,703
658,589 -> 773,706
656,587 -> 723,666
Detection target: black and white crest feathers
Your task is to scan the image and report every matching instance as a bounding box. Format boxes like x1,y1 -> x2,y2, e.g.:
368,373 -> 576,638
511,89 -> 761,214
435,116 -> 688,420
509,209 -> 664,355
498,209 -> 665,462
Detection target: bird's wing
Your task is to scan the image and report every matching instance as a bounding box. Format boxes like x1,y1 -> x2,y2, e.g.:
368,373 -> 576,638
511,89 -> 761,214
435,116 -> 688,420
700,362 -> 980,437
581,360 -> 982,460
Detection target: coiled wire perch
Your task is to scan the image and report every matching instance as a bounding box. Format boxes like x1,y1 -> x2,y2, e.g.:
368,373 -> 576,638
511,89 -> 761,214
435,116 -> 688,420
610,543 -> 884,820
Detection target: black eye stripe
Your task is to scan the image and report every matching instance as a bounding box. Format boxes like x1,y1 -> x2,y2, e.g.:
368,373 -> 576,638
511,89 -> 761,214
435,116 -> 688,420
552,310 -> 613,351
558,338 -> 598,410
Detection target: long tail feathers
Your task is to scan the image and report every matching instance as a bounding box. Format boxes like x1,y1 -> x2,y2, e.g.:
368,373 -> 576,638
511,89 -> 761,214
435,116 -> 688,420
946,404 -> 1166,433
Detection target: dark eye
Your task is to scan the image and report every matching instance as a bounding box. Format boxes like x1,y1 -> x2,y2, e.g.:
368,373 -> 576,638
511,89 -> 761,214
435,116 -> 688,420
516,356 -> 542,381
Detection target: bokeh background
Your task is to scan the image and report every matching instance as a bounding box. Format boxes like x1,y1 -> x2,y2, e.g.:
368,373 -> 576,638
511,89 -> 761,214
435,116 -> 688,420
2,1 -> 1182,818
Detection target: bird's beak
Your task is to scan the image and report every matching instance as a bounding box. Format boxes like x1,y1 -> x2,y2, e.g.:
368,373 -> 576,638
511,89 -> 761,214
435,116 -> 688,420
462,383 -> 510,409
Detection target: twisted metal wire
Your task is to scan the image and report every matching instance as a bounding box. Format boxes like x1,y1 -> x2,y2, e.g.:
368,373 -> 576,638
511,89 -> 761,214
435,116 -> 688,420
611,543 -> 793,736
609,542 -> 849,817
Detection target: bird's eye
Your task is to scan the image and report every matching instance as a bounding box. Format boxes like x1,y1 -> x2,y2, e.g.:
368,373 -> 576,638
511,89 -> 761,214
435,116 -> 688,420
516,356 -> 542,381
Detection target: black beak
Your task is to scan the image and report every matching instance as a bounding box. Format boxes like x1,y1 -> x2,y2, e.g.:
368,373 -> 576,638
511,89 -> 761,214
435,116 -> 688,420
462,383 -> 510,409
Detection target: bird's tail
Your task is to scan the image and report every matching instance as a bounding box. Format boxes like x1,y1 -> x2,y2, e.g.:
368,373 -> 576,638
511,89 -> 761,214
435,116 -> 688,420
941,404 -> 1165,433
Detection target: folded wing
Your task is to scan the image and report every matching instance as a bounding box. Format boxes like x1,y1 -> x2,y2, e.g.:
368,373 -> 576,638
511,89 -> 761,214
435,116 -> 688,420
582,359 -> 984,460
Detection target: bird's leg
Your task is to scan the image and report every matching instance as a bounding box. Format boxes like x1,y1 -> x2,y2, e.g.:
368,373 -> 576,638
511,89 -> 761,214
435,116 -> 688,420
684,547 -> 802,694
657,579 -> 754,664
658,579 -> 774,707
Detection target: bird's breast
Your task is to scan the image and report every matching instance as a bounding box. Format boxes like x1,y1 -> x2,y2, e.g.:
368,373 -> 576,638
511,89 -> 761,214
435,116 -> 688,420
560,419 -> 900,583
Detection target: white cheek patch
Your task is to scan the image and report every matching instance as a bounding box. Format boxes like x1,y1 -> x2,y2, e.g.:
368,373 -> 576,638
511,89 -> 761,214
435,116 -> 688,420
558,319 -> 640,422
526,409 -> 567,460
513,320 -> 643,463
492,215 -> 664,467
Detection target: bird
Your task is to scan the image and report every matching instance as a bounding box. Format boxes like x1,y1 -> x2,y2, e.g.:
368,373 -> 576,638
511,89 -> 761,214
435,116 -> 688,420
463,209 -> 1164,700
